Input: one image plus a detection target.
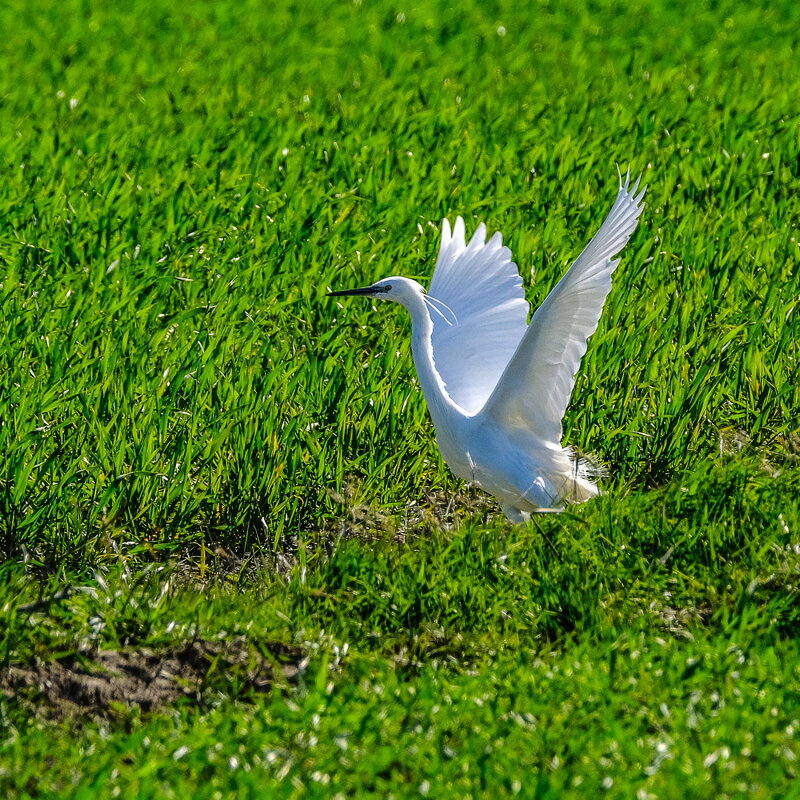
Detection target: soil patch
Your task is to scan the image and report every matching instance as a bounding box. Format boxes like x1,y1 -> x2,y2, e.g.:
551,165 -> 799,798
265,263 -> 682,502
1,638 -> 306,717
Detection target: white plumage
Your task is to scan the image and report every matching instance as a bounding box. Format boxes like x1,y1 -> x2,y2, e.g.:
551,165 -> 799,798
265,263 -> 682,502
330,171 -> 646,522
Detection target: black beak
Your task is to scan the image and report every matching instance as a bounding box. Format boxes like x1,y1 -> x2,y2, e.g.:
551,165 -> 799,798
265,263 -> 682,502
329,284 -> 393,297
327,286 -> 379,297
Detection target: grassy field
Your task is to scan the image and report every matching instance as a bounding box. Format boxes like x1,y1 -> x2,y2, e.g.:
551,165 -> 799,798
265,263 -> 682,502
1,0 -> 799,796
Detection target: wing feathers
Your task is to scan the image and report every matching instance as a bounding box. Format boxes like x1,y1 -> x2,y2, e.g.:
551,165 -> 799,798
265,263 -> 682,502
479,174 -> 646,442
427,217 -> 529,414
426,173 -> 645,426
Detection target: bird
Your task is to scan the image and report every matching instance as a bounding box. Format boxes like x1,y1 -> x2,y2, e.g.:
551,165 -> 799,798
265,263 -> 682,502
329,171 -> 646,522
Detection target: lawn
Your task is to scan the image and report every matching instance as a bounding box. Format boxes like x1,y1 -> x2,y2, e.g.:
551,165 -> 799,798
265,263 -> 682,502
1,0 -> 799,796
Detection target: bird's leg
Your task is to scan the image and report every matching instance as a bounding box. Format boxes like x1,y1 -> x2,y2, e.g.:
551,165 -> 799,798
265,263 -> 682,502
501,501 -> 564,524
512,475 -> 565,513
500,505 -> 530,524
466,450 -> 477,484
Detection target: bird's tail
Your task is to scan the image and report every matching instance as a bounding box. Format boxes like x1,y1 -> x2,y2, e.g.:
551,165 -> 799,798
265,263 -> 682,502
562,448 -> 607,504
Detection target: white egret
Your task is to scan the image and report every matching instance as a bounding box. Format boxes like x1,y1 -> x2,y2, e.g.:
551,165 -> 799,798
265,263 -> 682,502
330,172 -> 646,522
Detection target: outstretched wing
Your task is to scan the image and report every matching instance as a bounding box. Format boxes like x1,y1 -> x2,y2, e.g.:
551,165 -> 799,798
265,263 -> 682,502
427,217 -> 529,414
479,173 -> 646,442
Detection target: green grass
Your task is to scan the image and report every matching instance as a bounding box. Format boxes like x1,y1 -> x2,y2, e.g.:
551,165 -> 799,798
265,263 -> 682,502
1,0 -> 799,796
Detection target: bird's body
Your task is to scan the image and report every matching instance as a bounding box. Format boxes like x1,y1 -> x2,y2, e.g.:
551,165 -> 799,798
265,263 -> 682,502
331,172 -> 646,522
374,273 -> 602,522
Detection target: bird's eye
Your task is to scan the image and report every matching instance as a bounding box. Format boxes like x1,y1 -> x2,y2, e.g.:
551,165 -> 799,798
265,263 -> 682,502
382,285 -> 392,293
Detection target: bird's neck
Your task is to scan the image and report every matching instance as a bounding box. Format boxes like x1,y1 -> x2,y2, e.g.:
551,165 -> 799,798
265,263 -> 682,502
405,294 -> 462,428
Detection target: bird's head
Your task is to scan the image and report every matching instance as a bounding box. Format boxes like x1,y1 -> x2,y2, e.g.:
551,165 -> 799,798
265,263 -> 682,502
328,276 -> 425,307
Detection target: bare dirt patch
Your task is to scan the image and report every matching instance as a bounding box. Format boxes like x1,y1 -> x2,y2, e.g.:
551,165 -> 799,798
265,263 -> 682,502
1,638 -> 306,717
325,484 -> 499,542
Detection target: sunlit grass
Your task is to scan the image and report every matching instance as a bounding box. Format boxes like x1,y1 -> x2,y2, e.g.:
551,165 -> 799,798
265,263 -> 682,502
0,0 -> 799,796
1,0 -> 798,560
